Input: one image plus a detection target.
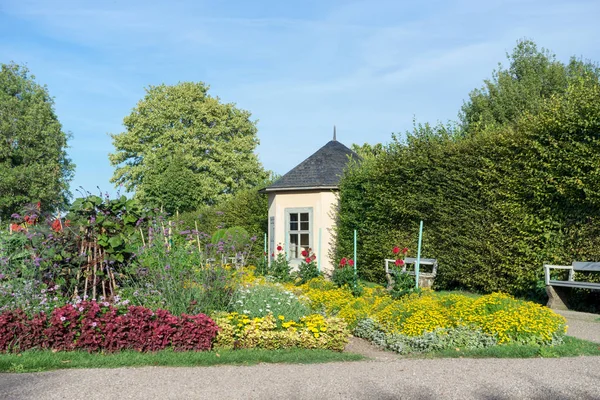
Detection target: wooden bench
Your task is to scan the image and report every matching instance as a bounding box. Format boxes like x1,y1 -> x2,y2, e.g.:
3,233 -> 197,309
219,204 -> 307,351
385,257 -> 438,289
544,262 -> 600,309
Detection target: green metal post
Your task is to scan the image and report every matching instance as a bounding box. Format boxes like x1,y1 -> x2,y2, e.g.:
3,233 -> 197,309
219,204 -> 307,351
318,228 -> 322,273
353,229 -> 358,289
264,232 -> 267,264
415,220 -> 423,288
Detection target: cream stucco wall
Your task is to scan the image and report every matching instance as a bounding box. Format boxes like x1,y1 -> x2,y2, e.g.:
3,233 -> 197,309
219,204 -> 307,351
267,190 -> 338,275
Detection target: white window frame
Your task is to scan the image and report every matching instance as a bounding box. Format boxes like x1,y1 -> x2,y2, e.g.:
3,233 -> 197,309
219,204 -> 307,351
285,207 -> 313,260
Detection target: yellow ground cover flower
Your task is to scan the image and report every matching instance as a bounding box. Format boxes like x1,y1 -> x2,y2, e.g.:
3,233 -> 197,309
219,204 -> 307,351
293,278 -> 566,345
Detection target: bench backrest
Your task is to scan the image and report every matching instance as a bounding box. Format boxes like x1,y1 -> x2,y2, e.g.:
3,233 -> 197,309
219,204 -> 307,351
385,258 -> 438,275
404,257 -> 437,265
572,262 -> 600,272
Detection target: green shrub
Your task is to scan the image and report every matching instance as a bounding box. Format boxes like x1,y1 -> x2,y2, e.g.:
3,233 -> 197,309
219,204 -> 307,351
268,252 -> 292,282
331,260 -> 363,296
179,185 -> 270,262
389,270 -> 421,299
296,255 -> 321,285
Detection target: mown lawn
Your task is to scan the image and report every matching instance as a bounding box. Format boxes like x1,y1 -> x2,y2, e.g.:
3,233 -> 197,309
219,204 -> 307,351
0,348 -> 364,373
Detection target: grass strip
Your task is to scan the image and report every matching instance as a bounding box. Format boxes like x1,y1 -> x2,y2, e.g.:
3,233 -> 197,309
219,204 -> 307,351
417,336 -> 600,359
0,348 -> 364,373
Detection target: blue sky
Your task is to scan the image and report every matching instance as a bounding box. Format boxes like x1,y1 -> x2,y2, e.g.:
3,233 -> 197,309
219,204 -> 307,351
1,0 -> 599,198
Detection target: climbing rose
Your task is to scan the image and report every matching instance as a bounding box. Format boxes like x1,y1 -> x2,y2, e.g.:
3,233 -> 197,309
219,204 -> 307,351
305,257 -> 311,263
402,247 -> 409,254
339,257 -> 347,267
301,250 -> 308,257
392,246 -> 400,254
276,245 -> 283,251
395,259 -> 405,266
349,259 -> 354,267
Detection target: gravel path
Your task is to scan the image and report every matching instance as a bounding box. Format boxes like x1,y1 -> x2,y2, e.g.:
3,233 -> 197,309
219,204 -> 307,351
1,357 -> 599,400
0,311 -> 599,400
557,310 -> 600,344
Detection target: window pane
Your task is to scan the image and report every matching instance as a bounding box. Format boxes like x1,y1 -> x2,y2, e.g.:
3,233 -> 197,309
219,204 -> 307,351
300,213 -> 309,230
290,213 -> 298,231
300,233 -> 309,247
290,234 -> 299,258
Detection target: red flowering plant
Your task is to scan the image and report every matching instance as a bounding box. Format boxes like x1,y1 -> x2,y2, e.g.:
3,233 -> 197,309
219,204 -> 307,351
390,245 -> 419,299
267,243 -> 292,282
295,248 -> 321,285
332,256 -> 362,296
392,246 -> 409,269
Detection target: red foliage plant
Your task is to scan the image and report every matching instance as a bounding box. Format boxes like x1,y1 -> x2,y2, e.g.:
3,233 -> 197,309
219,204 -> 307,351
0,302 -> 219,353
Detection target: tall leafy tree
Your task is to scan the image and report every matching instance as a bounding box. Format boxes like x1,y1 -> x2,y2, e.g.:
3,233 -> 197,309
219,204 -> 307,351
109,82 -> 268,213
460,39 -> 600,135
0,62 -> 74,219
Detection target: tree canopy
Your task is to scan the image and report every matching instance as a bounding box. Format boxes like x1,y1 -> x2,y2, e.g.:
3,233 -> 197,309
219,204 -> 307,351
460,39 -> 600,135
109,82 -> 268,213
0,62 -> 74,219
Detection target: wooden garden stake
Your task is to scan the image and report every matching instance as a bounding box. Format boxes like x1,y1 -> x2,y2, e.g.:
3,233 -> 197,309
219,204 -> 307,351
83,242 -> 90,298
92,242 -> 97,300
139,227 -> 146,247
195,221 -> 201,253
110,269 -> 117,295
415,220 -> 423,289
74,269 -> 80,298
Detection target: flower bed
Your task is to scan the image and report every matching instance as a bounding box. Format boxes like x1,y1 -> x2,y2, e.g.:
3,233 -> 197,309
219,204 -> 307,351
294,278 -> 566,346
0,301 -> 219,353
212,312 -> 349,351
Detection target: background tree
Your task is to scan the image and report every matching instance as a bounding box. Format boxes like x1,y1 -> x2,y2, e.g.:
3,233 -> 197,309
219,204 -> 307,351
460,39 -> 600,135
0,62 -> 74,220
109,82 -> 268,214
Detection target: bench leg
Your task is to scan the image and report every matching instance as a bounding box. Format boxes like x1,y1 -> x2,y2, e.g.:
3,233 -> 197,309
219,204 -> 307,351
546,286 -> 570,310
385,273 -> 394,291
418,276 -> 435,289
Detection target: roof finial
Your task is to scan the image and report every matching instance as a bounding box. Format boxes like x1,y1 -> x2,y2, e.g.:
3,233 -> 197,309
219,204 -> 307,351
333,125 -> 337,141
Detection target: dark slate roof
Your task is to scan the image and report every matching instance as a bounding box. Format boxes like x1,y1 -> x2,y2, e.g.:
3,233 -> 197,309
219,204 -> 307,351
264,140 -> 359,192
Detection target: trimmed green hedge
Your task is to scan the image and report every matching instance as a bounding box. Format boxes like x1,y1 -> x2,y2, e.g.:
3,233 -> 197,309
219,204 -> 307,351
335,76 -> 600,302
